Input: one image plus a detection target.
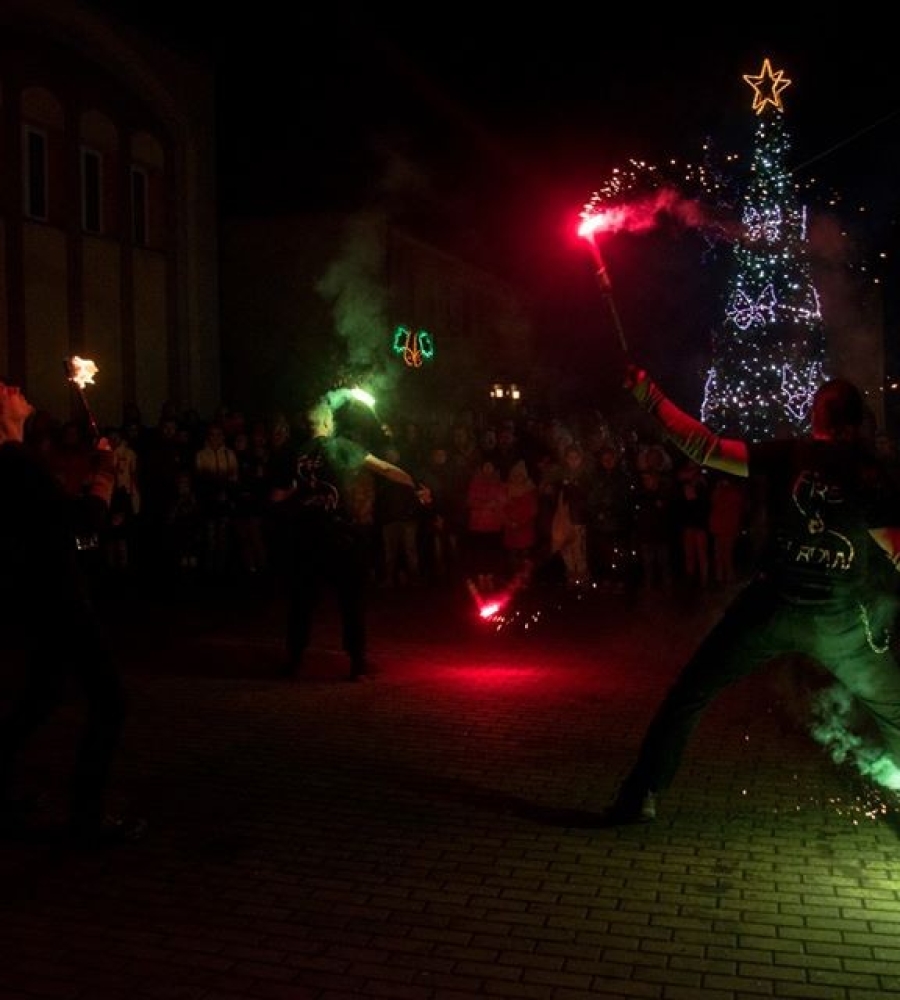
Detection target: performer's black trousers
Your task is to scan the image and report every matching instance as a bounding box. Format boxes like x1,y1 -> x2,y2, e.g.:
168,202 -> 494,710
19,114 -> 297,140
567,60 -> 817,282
0,597 -> 125,827
285,529 -> 368,665
618,580 -> 900,801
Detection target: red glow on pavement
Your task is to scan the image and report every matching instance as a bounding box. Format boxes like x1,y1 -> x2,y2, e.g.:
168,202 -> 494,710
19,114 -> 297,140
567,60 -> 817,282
430,650 -> 628,697
430,651 -> 559,690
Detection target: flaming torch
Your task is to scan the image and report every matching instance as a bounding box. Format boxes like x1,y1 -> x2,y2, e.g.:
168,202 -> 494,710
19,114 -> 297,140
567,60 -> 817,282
577,202 -> 629,354
64,355 -> 100,443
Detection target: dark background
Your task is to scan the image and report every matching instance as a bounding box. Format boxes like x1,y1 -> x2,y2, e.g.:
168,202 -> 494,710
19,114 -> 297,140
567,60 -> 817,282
87,4 -> 900,408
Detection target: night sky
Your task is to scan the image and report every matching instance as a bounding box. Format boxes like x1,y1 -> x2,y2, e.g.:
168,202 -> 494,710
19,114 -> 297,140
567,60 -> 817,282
90,4 -> 900,404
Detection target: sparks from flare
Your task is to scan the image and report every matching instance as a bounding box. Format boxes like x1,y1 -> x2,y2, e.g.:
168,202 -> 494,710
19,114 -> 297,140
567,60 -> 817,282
579,153 -> 743,254
579,185 -> 724,239
466,562 -> 563,633
467,578 -> 511,623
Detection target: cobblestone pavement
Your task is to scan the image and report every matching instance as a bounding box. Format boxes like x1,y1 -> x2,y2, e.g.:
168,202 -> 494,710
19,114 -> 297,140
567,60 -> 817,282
2,576 -> 900,999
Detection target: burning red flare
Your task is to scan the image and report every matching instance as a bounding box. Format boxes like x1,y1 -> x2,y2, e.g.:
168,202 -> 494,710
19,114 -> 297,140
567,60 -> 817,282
579,186 -> 717,241
467,578 -> 513,622
577,205 -> 628,239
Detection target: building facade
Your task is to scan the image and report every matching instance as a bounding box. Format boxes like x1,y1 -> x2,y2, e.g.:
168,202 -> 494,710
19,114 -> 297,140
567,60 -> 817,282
0,0 -> 219,430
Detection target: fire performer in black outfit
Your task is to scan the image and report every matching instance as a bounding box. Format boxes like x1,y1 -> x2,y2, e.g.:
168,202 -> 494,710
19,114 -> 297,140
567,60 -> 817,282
0,378 -> 146,845
271,397 -> 429,681
605,366 -> 900,824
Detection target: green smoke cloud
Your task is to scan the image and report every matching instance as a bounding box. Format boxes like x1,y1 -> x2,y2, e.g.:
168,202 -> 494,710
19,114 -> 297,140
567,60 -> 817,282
810,683 -> 900,791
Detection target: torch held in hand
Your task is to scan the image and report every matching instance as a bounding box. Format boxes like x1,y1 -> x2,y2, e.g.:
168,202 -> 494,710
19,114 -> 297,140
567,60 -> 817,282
64,356 -> 101,445
584,237 -> 629,354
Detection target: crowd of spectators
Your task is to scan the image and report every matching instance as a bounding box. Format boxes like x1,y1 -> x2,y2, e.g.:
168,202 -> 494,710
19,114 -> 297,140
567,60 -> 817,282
26,395 -> 761,599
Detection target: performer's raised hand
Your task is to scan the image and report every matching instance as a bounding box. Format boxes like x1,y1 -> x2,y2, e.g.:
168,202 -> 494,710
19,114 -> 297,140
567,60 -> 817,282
623,364 -> 647,391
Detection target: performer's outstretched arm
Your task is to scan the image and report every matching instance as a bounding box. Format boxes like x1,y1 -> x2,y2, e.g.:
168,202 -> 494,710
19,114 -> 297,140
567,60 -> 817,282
625,366 -> 749,477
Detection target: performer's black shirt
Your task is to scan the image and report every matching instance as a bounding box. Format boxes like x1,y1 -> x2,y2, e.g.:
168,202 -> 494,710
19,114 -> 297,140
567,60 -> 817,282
748,438 -> 899,606
0,441 -> 89,610
270,434 -> 367,533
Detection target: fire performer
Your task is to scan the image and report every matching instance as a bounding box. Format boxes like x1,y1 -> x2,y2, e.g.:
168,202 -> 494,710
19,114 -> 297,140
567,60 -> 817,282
270,396 -> 430,681
0,378 -> 146,845
604,365 -> 900,824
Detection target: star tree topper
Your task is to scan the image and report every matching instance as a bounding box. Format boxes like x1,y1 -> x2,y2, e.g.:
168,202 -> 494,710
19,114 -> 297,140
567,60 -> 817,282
743,57 -> 791,115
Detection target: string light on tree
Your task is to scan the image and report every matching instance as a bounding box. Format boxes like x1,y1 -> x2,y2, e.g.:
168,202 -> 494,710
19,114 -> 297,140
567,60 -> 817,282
700,57 -> 825,439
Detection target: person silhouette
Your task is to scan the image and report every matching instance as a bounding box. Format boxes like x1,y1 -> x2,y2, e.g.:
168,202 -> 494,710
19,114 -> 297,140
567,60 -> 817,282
605,366 -> 900,824
0,378 -> 146,846
271,397 -> 429,681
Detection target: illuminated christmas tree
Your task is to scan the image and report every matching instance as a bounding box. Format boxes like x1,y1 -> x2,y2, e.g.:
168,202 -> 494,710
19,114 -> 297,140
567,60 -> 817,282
701,58 -> 826,440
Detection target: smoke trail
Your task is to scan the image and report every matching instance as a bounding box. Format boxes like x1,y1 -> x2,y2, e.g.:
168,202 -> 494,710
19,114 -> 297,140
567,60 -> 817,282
810,683 -> 900,791
314,210 -> 402,407
581,185 -> 737,240
315,150 -> 437,405
316,211 -> 387,365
